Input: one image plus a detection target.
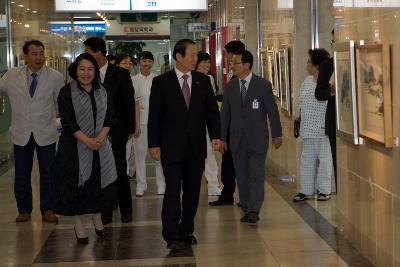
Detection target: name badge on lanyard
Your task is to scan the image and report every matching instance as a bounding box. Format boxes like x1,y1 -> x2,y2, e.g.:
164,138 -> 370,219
252,99 -> 259,109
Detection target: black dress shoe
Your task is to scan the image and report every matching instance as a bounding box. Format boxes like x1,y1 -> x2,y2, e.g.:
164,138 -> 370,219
208,198 -> 233,206
121,213 -> 132,223
182,233 -> 197,245
240,213 -> 250,223
247,212 -> 260,224
74,227 -> 89,244
167,240 -> 185,250
95,228 -> 105,238
102,213 -> 113,225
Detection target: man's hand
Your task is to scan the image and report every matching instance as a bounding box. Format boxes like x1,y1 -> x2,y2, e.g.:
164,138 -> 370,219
272,137 -> 283,150
128,134 -> 133,141
134,127 -> 141,139
220,141 -> 228,154
86,137 -> 102,151
149,147 -> 161,160
211,139 -> 221,152
330,83 -> 336,96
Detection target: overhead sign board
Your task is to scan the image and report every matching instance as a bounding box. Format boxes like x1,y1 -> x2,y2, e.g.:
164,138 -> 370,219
334,0 -> 400,7
188,23 -> 211,32
48,21 -> 106,33
55,0 -> 208,12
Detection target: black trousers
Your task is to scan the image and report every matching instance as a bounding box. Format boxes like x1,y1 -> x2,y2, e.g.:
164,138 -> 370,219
103,137 -> 133,218
161,146 -> 205,242
329,135 -> 337,190
219,133 -> 236,202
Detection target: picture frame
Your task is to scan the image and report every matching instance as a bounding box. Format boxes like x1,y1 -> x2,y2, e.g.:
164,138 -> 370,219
268,49 -> 280,98
334,41 -> 359,145
278,46 -> 291,117
355,44 -> 393,148
260,48 -> 279,98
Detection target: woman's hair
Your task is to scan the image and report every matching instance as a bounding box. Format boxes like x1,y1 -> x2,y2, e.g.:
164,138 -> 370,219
308,48 -> 330,69
196,51 -> 211,72
68,53 -> 100,82
114,54 -> 133,65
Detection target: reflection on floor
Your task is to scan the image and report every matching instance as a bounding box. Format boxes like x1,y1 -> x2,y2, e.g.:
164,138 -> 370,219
0,160 -> 375,267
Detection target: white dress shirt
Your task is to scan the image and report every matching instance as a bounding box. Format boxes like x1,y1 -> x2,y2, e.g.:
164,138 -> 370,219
175,67 -> 192,94
132,72 -> 155,125
100,62 -> 109,83
27,66 -> 44,88
0,65 -> 64,146
238,72 -> 253,91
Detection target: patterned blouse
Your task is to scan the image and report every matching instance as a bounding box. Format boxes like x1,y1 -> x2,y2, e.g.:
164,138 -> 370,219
299,75 -> 328,138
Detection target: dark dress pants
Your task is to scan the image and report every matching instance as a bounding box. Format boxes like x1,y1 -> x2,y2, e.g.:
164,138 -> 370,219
161,146 -> 205,241
231,137 -> 267,214
111,137 -> 133,216
219,132 -> 236,203
14,134 -> 56,215
329,135 -> 337,189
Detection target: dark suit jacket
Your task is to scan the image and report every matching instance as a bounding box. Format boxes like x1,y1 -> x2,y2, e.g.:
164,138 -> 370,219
148,70 -> 220,161
315,57 -> 336,137
221,74 -> 282,153
103,64 -> 136,144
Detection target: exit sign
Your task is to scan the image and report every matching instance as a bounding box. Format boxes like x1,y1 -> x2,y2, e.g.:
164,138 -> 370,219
120,13 -> 158,22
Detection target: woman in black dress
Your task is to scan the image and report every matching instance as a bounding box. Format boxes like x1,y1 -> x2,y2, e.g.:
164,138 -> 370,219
54,53 -> 118,244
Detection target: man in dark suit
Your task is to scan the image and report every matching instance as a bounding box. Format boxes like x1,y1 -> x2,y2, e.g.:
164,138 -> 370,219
221,50 -> 282,224
84,37 -> 136,224
148,39 -> 221,250
315,57 -> 336,180
209,40 -> 245,206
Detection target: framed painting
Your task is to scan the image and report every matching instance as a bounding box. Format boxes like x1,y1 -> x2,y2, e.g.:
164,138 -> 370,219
278,47 -> 291,116
355,44 -> 392,148
267,49 -> 280,98
260,48 -> 279,98
334,41 -> 359,144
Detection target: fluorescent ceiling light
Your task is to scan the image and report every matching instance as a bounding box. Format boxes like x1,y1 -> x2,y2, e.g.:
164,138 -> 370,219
73,16 -> 92,19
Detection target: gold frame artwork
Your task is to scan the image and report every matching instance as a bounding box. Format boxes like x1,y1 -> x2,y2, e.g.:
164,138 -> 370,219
355,44 -> 393,148
278,46 -> 291,117
260,48 -> 280,98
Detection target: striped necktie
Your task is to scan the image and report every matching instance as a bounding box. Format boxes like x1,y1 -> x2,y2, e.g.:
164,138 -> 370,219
182,74 -> 191,109
240,79 -> 247,106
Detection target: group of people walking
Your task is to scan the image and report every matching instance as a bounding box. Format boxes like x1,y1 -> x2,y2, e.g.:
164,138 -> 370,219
0,34 -> 335,250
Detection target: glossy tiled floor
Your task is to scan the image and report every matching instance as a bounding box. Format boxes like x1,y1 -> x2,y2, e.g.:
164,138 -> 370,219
0,158 -> 374,267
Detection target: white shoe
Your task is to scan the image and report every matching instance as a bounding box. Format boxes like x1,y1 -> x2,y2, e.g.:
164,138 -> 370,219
136,188 -> 145,197
208,188 -> 222,196
157,186 -> 165,195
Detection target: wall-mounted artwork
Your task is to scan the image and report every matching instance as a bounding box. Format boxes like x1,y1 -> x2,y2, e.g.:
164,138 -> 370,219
355,44 -> 392,148
334,41 -> 359,145
268,49 -> 280,98
261,48 -> 280,99
278,46 -> 291,117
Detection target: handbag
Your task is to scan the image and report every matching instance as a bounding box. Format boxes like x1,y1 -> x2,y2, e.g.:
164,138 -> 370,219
294,116 -> 301,138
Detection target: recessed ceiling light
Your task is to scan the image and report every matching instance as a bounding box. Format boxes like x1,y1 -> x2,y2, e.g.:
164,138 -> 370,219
32,10 -> 37,13
11,1 -> 15,3
18,4 -> 23,7
26,8 -> 30,11
24,24 -> 30,28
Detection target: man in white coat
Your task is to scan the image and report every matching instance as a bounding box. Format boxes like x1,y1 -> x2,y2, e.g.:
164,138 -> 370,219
133,51 -> 165,196
0,40 -> 64,223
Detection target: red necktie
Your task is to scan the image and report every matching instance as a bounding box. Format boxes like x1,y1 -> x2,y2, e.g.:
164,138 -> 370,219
182,74 -> 191,109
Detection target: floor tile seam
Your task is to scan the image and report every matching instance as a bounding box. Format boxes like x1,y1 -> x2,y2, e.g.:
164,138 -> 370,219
31,256 -> 196,266
265,178 -> 376,267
